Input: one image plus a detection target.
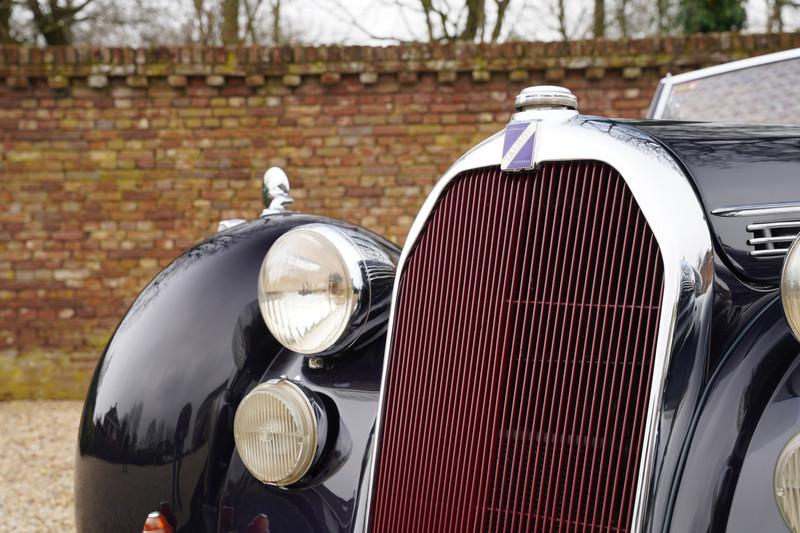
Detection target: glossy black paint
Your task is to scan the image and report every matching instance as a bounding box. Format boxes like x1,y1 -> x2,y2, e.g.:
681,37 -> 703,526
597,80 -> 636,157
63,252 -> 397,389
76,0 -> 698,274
74,213 -> 398,533
634,121 -> 800,286
665,293 -> 799,533
727,356 -> 800,533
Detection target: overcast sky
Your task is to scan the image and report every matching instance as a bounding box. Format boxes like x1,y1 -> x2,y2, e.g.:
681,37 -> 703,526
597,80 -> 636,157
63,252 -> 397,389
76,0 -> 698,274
13,0 -> 798,47
280,0 -> 793,45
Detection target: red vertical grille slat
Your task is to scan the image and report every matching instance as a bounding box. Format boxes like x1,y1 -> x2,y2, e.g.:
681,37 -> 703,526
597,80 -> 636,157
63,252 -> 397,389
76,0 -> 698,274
372,162 -> 665,533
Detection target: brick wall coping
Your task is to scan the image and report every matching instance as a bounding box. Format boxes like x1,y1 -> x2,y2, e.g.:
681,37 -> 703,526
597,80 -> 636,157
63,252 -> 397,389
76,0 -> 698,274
1,31 -> 799,89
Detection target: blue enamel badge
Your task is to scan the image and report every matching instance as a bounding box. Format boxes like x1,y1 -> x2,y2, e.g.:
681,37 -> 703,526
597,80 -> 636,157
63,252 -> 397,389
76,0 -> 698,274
501,120 -> 539,171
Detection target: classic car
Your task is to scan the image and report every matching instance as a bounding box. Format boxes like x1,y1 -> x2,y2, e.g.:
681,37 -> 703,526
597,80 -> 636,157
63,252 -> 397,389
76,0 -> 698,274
76,51 -> 800,533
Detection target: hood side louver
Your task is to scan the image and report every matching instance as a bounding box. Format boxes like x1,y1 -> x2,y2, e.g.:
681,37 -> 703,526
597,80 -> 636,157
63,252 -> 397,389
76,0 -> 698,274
747,220 -> 800,258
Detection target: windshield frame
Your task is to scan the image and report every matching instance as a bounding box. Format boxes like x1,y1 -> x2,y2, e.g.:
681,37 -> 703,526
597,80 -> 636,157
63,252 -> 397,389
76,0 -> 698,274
647,48 -> 800,120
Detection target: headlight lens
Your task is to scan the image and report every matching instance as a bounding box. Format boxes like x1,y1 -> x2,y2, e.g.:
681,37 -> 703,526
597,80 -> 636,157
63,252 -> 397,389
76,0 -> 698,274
776,432 -> 800,532
258,225 -> 362,354
782,236 -> 800,340
233,380 -> 318,486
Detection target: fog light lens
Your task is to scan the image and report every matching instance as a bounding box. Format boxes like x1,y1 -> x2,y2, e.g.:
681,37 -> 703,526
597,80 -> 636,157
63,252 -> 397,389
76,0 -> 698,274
233,380 -> 317,486
776,432 -> 800,532
782,236 -> 800,340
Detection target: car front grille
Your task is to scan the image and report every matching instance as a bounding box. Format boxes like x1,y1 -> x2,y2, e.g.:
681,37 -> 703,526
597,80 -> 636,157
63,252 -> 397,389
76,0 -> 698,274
371,162 -> 665,532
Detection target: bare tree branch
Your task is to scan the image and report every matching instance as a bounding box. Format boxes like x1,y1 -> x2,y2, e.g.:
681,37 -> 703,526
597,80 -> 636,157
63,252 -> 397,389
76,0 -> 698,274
616,0 -> 628,36
766,0 -> 796,32
241,0 -> 263,44
392,0 -> 418,40
26,0 -> 97,44
421,0 -> 454,40
0,0 -> 14,43
420,0 -> 436,40
317,0 -> 409,42
491,0 -> 511,41
554,0 -> 569,40
270,0 -> 280,44
190,0 -> 219,45
593,0 -> 605,36
656,0 -> 669,33
221,0 -> 240,45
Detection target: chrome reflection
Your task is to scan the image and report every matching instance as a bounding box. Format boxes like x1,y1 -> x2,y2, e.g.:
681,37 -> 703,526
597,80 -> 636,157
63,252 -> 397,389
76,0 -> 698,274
261,167 -> 294,215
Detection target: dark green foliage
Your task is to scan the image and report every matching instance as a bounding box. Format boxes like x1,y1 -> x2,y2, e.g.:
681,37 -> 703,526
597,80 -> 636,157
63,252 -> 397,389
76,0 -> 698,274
680,0 -> 746,33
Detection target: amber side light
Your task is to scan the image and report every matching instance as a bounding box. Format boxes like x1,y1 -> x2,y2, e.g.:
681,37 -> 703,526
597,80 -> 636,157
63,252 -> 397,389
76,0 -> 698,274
142,511 -> 174,533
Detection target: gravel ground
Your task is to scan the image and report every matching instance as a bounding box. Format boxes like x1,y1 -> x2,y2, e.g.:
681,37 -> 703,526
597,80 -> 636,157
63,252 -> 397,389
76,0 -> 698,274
0,401 -> 82,532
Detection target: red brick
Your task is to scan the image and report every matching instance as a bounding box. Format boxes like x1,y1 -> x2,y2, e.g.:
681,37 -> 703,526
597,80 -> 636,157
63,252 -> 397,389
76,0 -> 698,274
0,32 -> 789,398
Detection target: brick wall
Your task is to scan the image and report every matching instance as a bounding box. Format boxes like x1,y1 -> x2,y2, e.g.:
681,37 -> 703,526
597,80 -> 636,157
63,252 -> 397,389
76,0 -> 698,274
2,31 -> 799,399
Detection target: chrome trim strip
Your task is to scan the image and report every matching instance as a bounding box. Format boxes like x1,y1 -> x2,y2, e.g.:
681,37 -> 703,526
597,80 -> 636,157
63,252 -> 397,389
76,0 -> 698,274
748,220 -> 800,231
748,235 -> 797,245
217,218 -> 246,232
356,114 -> 713,533
648,48 -> 800,120
751,248 -> 789,258
649,80 -> 670,121
646,77 -> 667,120
713,202 -> 800,217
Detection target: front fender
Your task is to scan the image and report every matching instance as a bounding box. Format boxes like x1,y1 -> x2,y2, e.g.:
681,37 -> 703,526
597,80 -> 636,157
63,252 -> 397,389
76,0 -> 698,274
727,356 -> 800,533
74,213 -> 398,532
667,295 -> 800,532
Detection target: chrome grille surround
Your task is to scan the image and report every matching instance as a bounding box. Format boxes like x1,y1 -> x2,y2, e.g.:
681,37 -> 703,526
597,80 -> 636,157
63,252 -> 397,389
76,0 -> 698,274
354,113 -> 714,533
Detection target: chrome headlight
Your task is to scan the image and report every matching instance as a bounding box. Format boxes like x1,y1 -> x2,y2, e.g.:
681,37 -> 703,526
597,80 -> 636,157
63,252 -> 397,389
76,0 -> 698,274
782,236 -> 800,340
258,224 -> 394,355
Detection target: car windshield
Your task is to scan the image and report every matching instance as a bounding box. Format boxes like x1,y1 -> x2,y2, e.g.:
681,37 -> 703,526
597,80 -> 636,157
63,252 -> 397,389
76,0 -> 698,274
650,53 -> 800,124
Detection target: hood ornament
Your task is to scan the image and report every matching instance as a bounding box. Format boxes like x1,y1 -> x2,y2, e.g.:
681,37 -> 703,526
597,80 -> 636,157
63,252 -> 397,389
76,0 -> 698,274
262,167 -> 294,215
218,166 -> 294,231
501,86 -> 578,172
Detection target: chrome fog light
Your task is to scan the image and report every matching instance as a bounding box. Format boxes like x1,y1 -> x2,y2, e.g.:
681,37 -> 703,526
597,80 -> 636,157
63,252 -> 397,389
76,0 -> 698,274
258,223 -> 394,355
782,236 -> 800,340
233,380 -> 321,486
776,432 -> 800,532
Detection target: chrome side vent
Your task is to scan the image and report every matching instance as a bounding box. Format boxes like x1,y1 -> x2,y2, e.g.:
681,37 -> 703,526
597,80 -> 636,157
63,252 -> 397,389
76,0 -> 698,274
747,220 -> 800,258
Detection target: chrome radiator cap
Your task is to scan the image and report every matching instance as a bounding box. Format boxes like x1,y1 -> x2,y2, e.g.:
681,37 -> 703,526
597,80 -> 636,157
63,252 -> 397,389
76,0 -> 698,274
514,85 -> 578,111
